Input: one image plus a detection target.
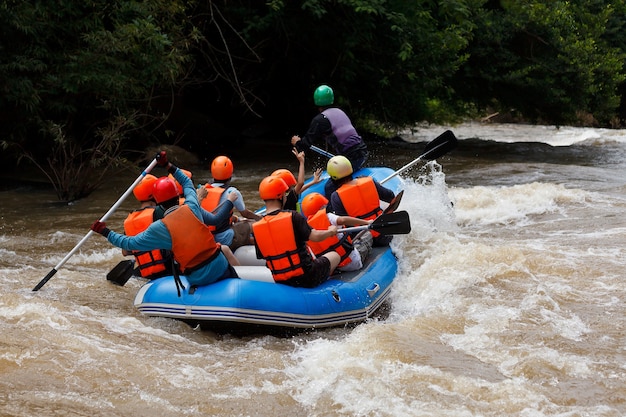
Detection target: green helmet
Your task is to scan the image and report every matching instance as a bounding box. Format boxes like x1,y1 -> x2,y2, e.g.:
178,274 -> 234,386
327,155 -> 353,180
313,85 -> 334,107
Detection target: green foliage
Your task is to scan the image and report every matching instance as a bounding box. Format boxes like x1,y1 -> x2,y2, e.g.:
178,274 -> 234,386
3,0 -> 626,199
452,0 -> 625,125
0,0 -> 194,200
232,0 -> 485,127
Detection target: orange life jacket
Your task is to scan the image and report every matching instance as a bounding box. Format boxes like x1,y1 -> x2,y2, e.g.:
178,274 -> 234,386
306,209 -> 353,267
161,205 -> 220,274
200,185 -> 234,233
336,177 -> 383,236
252,211 -> 309,281
123,207 -> 169,278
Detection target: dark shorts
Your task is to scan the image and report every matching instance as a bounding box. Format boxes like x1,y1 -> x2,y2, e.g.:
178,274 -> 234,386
230,221 -> 252,252
280,257 -> 331,288
343,146 -> 368,172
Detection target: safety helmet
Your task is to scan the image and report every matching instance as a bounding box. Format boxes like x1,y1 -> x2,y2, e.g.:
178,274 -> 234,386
168,169 -> 192,196
313,85 -> 334,107
133,174 -> 157,202
259,175 -> 289,201
301,192 -> 329,218
271,169 -> 297,188
327,155 -> 353,180
211,156 -> 234,181
153,177 -> 180,204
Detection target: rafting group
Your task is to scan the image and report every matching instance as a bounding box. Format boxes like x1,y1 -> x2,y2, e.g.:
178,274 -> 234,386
32,86 -> 456,333
93,151 -> 402,291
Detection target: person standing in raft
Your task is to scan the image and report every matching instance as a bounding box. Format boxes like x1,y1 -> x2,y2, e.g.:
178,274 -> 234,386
200,155 -> 261,251
290,84 -> 369,200
90,152 -> 240,288
327,155 -> 396,247
252,175 -> 341,288
121,173 -> 174,280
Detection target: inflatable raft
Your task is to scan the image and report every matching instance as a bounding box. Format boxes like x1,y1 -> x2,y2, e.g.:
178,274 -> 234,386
133,166 -> 404,332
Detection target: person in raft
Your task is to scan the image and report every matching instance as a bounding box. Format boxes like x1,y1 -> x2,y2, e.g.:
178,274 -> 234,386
121,173 -> 174,280
252,175 -> 341,288
272,148 -> 322,212
290,84 -> 369,202
327,155 -> 396,247
301,192 -> 374,272
200,155 -> 261,251
90,152 -> 241,288
291,84 -> 368,172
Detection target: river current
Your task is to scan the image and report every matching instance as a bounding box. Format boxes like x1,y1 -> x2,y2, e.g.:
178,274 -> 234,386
2,122 -> 626,416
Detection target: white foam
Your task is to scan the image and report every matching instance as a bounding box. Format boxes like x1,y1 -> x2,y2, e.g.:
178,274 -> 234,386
402,122 -> 626,146
449,182 -> 589,227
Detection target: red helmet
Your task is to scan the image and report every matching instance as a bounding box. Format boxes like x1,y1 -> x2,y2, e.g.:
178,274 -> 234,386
211,156 -> 234,181
271,169 -> 297,187
153,177 -> 180,203
133,174 -> 157,202
259,175 -> 289,201
168,169 -> 192,195
301,192 -> 329,218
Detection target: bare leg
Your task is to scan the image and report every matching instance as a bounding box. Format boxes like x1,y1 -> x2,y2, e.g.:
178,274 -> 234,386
221,245 -> 240,266
322,251 -> 341,275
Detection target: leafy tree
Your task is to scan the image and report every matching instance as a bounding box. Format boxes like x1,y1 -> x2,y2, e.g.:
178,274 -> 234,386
0,0 -> 194,200
452,0 -> 625,126
225,0 -> 485,130
3,0 -> 626,202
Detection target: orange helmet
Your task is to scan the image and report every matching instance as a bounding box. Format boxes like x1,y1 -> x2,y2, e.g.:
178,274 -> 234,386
133,174 -> 157,202
271,169 -> 297,187
168,169 -> 192,195
259,175 -> 288,200
153,177 -> 180,204
211,156 -> 233,181
301,192 -> 329,218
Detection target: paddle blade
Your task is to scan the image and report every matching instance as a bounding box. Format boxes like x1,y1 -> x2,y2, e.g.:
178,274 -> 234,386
106,260 -> 135,286
383,190 -> 404,214
370,211 -> 411,235
421,130 -> 458,161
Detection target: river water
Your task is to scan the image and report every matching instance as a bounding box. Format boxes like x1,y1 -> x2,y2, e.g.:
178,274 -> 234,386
2,122 -> 626,416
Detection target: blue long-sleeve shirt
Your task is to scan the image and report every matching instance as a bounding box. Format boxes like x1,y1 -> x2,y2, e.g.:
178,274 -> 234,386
107,166 -> 235,286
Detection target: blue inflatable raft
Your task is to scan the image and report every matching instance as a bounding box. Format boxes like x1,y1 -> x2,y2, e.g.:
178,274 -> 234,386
133,166 -> 403,332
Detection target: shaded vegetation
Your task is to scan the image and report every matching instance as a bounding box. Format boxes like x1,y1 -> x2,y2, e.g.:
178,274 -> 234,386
1,0 -> 625,200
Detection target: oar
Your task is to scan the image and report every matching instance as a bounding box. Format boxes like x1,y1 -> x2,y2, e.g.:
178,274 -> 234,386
383,190 -> 403,214
307,130 -> 457,185
380,130 -> 457,184
32,158 -> 159,291
340,211 -> 411,236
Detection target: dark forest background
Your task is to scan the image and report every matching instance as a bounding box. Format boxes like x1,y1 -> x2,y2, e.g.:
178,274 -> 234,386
2,0 -> 626,200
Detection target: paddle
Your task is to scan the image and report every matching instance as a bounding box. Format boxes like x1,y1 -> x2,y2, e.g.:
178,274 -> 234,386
32,158 -> 159,291
380,130 -> 457,184
340,211 -> 411,236
307,130 -> 457,185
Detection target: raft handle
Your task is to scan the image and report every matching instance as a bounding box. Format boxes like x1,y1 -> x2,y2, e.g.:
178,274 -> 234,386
332,290 -> 341,303
367,283 -> 380,297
